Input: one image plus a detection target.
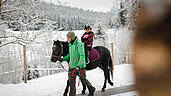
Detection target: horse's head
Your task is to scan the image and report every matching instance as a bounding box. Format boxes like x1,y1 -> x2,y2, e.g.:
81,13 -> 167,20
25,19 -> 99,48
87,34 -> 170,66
51,40 -> 63,62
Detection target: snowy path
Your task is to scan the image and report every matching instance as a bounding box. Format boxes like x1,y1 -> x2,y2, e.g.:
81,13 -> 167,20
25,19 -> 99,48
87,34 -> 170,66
0,64 -> 135,96
77,85 -> 135,96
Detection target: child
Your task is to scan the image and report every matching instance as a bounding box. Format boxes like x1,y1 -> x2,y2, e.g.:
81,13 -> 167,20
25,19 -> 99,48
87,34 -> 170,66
81,25 -> 95,64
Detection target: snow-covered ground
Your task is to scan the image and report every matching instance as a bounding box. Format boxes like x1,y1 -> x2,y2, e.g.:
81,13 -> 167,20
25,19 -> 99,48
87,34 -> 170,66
0,64 -> 135,96
111,91 -> 138,96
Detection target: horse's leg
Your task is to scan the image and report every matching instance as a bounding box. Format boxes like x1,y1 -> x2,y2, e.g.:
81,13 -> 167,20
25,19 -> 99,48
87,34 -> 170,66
101,68 -> 114,92
81,82 -> 87,94
107,68 -> 113,86
63,80 -> 69,96
99,66 -> 107,92
102,68 -> 108,92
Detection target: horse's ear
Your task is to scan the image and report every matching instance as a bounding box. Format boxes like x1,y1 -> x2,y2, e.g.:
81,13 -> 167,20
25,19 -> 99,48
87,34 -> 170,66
57,40 -> 59,42
65,41 -> 69,43
53,40 -> 58,44
53,40 -> 56,44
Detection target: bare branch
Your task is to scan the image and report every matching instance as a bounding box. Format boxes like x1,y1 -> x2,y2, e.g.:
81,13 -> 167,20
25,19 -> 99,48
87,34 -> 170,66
0,35 -> 25,40
2,0 -> 7,5
0,21 -> 8,25
56,0 -> 62,5
0,34 -> 38,47
0,8 -> 34,20
0,40 -> 18,47
0,9 -> 19,14
0,39 -> 34,47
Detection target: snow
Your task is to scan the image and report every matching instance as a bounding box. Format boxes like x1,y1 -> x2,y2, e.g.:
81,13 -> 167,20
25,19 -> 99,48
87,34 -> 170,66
0,64 -> 135,96
111,91 -> 138,96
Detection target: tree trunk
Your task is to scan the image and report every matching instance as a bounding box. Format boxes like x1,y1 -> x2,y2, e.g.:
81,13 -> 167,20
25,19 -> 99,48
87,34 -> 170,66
0,0 -> 2,13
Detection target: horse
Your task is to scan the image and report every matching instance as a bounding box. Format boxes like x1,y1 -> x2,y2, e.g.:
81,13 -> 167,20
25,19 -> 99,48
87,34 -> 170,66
51,40 -> 114,96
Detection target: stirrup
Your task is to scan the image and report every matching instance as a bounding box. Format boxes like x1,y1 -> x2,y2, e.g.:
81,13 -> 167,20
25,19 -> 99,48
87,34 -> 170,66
86,58 -> 90,64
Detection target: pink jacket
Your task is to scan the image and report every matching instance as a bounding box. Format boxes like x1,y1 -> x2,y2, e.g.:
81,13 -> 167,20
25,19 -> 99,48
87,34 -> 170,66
81,32 -> 94,47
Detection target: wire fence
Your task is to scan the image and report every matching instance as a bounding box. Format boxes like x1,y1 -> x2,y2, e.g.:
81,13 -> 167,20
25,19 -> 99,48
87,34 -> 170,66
0,41 -> 63,84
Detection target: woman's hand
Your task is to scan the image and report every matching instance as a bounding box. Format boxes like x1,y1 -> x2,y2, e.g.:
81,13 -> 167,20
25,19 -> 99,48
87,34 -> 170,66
58,57 -> 63,62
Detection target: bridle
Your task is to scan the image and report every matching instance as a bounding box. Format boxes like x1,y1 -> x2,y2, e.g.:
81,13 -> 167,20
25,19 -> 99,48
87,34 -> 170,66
52,41 -> 63,60
59,41 -> 63,57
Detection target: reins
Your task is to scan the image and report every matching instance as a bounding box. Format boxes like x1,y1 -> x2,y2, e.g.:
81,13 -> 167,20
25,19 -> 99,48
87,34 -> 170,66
58,62 -> 82,86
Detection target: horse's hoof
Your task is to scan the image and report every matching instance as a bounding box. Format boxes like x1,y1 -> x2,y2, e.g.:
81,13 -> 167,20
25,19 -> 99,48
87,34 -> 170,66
101,88 -> 105,92
63,93 -> 67,96
82,90 -> 86,94
109,82 -> 114,86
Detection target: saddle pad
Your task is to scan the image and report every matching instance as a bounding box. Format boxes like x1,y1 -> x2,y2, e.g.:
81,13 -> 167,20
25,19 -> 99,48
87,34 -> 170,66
89,48 -> 100,63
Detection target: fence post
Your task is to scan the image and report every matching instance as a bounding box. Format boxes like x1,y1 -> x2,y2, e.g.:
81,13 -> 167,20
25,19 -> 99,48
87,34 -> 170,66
23,45 -> 27,83
111,42 -> 114,70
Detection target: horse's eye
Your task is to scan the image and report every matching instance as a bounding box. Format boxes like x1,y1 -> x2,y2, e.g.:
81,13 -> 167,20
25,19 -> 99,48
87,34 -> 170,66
52,47 -> 55,50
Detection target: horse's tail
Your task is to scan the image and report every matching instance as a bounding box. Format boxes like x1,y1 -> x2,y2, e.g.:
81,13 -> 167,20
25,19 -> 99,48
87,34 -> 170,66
109,55 -> 114,80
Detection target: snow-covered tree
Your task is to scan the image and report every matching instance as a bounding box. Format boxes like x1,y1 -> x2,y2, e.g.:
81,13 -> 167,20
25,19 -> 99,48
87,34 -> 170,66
118,1 -> 127,26
23,65 -> 40,81
126,0 -> 144,30
94,20 -> 108,46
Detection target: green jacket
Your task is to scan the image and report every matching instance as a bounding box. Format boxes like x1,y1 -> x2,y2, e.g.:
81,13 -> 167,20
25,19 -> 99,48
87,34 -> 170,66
62,37 -> 86,68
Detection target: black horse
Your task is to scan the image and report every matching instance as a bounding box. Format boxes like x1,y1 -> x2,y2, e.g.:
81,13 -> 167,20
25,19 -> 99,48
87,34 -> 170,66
51,40 -> 114,96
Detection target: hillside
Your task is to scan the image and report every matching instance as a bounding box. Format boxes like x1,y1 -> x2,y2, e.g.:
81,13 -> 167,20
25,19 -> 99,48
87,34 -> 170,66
2,1 -> 117,31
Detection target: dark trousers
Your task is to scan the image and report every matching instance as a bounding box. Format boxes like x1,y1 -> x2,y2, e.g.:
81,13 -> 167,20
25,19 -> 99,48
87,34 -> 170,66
85,46 -> 91,61
68,68 -> 94,96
